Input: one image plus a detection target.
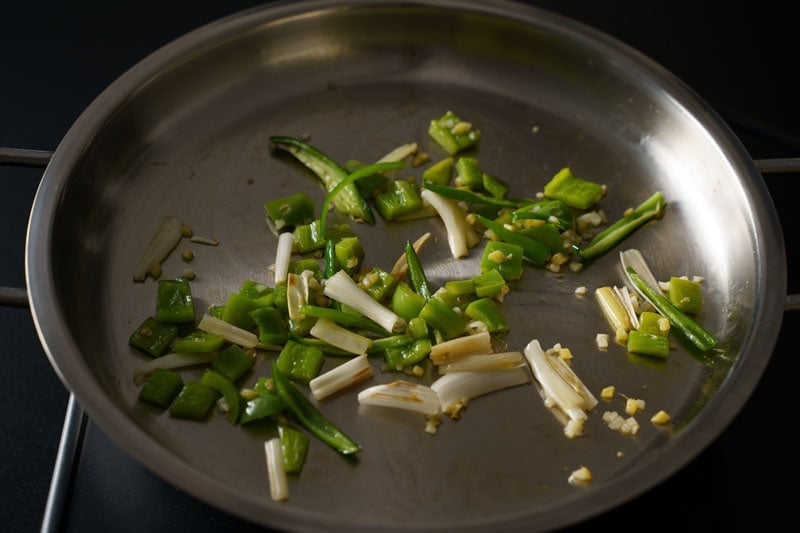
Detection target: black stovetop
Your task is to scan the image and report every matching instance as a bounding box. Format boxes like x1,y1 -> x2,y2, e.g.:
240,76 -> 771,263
2,2 -> 798,532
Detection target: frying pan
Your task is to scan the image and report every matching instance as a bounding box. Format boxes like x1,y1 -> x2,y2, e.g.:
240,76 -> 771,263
19,0 -> 798,531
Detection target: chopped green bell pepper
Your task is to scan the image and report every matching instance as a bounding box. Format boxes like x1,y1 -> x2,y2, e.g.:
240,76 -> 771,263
480,240 -> 525,281
169,381 -> 218,421
543,167 -> 604,209
155,278 -> 195,324
129,316 -> 178,357
428,110 -> 481,155
138,367 -> 184,408
277,339 -> 325,384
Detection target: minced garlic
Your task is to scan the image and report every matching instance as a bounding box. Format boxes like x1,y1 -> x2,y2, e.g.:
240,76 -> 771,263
651,410 -> 671,425
568,466 -> 592,486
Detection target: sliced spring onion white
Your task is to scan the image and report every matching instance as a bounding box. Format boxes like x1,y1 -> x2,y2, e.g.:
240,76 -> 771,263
523,339 -> 597,427
197,314 -> 258,349
357,380 -> 441,416
420,188 -> 479,259
310,354 -> 374,401
594,286 -> 631,344
323,270 -> 406,333
614,285 -> 640,330
132,215 -> 184,282
377,142 -> 418,163
286,270 -> 314,321
428,331 -> 492,365
309,318 -> 373,356
132,351 -> 218,386
430,368 -> 529,418
438,351 -> 525,374
620,248 -> 661,309
273,231 -> 295,284
264,438 -> 289,501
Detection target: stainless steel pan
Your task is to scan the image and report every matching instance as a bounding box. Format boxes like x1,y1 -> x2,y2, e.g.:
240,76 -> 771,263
20,1 -> 798,531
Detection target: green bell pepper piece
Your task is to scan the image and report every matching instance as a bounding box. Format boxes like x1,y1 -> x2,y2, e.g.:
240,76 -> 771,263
391,282 -> 426,322
421,157 -> 453,185
375,179 -> 424,221
464,297 -> 509,333
138,367 -> 184,408
480,240 -> 525,281
170,331 -> 226,353
668,277 -> 704,314
279,424 -> 310,475
543,167 -> 604,209
250,306 -> 289,345
627,330 -> 670,358
419,297 -> 465,340
277,339 -> 325,384
385,338 -> 432,367
427,110 -> 481,155
155,278 -> 195,324
454,157 -> 483,189
129,316 -> 178,357
212,344 -> 255,383
264,192 -> 315,233
200,369 -> 241,424
169,381 -> 218,421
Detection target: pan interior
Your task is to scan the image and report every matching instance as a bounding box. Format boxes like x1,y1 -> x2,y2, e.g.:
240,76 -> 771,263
28,2 -> 782,532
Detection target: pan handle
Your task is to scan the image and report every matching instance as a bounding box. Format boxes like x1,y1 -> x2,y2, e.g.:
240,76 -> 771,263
755,157 -> 800,313
0,147 -> 52,307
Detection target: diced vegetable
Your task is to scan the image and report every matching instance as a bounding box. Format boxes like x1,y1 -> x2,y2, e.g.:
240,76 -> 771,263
480,241 -> 525,281
668,276 -> 704,314
543,167 -> 604,209
264,192 -> 315,234
138,367 -> 184,407
200,369 -> 242,424
279,424 -> 310,475
428,110 -> 480,155
277,340 -> 326,384
169,381 -> 219,421
155,278 -> 195,324
129,316 -> 178,358
212,344 -> 254,383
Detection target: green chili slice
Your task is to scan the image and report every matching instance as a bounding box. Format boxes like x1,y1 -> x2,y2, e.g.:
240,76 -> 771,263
574,191 -> 667,262
271,136 -> 375,224
627,267 -> 717,352
320,160 -> 405,237
421,181 -> 522,208
404,240 -> 432,300
271,362 -> 361,455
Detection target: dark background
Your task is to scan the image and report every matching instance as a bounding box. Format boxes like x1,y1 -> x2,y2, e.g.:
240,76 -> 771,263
2,1 -> 797,531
